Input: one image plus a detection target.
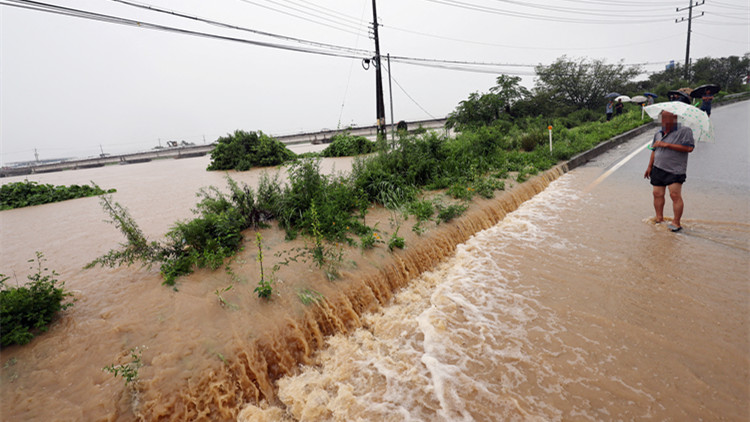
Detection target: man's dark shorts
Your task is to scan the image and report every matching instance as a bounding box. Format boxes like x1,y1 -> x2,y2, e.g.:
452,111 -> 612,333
650,166 -> 686,186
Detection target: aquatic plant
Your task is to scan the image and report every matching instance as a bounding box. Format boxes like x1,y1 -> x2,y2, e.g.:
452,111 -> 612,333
103,346 -> 145,386
254,233 -> 273,299
0,252 -> 74,347
207,130 -> 295,171
297,288 -> 324,306
0,180 -> 116,210
321,131 -> 376,157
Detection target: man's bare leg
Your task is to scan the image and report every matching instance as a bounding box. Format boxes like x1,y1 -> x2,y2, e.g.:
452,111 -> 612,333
668,183 -> 684,228
652,185 -> 666,223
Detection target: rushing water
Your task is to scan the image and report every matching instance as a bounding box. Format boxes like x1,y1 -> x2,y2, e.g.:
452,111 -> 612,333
2,103 -> 748,421
241,102 -> 750,421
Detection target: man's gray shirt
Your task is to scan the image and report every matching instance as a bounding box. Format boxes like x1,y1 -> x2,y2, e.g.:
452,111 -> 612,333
653,126 -> 695,175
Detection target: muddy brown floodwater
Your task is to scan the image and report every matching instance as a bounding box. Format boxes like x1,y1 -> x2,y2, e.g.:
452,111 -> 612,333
2,103 -> 749,421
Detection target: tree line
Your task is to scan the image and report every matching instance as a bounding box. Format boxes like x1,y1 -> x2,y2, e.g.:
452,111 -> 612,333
447,54 -> 750,130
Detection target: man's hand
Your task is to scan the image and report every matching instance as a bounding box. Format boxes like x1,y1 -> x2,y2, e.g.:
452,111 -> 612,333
644,166 -> 652,179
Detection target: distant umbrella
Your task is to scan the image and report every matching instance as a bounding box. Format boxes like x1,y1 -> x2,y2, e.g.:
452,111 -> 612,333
690,84 -> 720,99
614,95 -> 631,103
631,95 -> 648,104
667,90 -> 691,104
644,92 -> 658,98
605,92 -> 620,99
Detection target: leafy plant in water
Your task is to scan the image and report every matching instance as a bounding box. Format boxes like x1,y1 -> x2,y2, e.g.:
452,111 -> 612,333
214,285 -> 237,309
407,199 -> 435,222
254,233 -> 273,299
447,182 -> 475,201
85,195 -> 163,270
103,346 -> 145,386
360,230 -> 384,250
0,180 -> 116,210
388,228 -> 405,252
297,288 -> 324,306
435,201 -> 467,224
321,131 -> 376,157
0,252 -> 74,347
207,130 -> 295,171
473,177 -> 505,199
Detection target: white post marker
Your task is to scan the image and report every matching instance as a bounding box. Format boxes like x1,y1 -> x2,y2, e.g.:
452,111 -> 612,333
641,104 -> 645,120
548,125 -> 553,152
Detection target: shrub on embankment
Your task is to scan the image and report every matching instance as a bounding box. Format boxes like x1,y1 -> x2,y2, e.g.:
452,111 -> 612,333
0,180 -> 116,210
1,253 -> 74,347
88,109 -> 646,287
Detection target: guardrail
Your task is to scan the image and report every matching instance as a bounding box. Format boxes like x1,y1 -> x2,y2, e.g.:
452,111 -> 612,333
1,118 -> 448,178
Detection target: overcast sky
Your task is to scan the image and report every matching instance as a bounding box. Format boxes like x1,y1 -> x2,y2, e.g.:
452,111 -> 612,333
1,0 -> 748,164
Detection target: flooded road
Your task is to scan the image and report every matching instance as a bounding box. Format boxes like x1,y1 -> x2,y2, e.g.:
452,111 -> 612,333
242,101 -> 750,421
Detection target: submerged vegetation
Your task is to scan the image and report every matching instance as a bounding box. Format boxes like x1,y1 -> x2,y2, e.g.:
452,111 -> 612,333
0,252 -> 74,347
207,130 -> 295,171
0,180 -> 116,210
88,106 -> 646,287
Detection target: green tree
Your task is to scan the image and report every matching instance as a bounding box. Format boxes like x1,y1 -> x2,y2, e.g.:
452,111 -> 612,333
534,56 -> 641,110
691,54 -> 750,92
489,74 -> 530,107
446,74 -> 529,129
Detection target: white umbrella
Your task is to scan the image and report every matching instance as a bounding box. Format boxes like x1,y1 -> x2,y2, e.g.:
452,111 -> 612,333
614,95 -> 631,102
631,95 -> 648,104
644,102 -> 714,143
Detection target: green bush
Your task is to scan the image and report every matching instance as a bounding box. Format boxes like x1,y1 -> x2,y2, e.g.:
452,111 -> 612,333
447,181 -> 475,201
407,199 -> 435,222
1,252 -> 73,347
207,130 -> 296,171
321,132 -> 376,157
0,181 -> 115,210
436,202 -> 467,224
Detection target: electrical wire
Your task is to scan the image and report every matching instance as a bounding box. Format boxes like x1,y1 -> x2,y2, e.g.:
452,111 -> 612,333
419,0 -> 671,24
384,67 -> 437,119
106,0 -> 372,55
385,24 -> 684,51
235,0 -> 368,37
276,0 -> 365,27
693,30 -> 750,45
2,0 -> 370,60
485,0 -> 679,16
710,0 -> 750,11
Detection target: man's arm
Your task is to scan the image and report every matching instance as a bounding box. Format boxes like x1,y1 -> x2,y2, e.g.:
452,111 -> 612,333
644,150 -> 655,179
652,140 -> 694,153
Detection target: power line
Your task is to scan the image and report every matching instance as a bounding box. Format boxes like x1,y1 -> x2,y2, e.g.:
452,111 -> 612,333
276,0 -> 365,27
486,0 -> 680,16
235,0 -> 368,37
419,0 -> 672,24
384,67 -> 437,119
106,0 -> 372,55
385,24 -> 685,51
2,0 -> 369,59
693,30 -> 750,44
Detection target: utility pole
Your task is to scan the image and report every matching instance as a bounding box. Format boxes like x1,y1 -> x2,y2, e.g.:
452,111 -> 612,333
676,0 -> 705,81
387,53 -> 395,142
371,0 -> 386,139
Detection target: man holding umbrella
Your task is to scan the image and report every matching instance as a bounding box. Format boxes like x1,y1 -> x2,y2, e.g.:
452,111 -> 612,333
644,110 -> 695,232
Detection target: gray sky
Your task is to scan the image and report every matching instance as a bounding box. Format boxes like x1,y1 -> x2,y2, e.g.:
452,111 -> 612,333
1,0 -> 748,164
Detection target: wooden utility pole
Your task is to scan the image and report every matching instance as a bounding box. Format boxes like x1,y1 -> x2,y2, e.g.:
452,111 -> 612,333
676,0 -> 705,80
371,0 -> 386,138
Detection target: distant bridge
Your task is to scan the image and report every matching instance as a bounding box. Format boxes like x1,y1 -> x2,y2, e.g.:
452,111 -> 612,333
1,118 -> 448,178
